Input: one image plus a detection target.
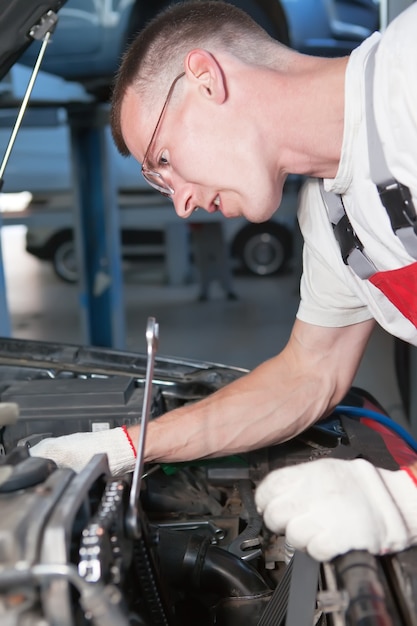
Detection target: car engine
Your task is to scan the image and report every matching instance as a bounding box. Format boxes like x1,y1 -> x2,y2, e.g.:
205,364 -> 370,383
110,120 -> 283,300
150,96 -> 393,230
0,333 -> 417,626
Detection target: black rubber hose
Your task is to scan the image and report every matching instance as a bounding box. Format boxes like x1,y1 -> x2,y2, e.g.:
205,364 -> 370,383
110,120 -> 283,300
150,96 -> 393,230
157,529 -> 271,598
334,551 -> 395,626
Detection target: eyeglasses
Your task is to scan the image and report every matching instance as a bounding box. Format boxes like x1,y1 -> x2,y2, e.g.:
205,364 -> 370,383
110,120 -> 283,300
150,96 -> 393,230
141,72 -> 185,197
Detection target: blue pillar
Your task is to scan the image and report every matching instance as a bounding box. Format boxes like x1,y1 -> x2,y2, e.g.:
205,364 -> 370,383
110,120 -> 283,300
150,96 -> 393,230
68,104 -> 125,349
0,217 -> 12,337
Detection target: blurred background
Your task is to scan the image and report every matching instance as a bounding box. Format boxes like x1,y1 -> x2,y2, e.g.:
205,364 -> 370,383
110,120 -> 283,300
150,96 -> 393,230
0,0 -> 411,429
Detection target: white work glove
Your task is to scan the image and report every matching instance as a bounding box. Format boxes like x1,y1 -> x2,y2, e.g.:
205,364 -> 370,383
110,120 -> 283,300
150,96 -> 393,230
29,426 -> 137,477
255,457 -> 417,562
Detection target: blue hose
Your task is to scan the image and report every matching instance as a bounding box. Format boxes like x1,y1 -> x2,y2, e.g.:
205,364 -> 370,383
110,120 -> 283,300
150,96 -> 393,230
334,405 -> 417,454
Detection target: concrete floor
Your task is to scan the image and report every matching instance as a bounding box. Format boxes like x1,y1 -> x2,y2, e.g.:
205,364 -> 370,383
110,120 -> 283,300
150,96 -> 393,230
2,224 -> 407,426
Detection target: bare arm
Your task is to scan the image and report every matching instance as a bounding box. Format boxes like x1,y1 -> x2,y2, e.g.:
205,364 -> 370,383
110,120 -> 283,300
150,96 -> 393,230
129,317 -> 375,464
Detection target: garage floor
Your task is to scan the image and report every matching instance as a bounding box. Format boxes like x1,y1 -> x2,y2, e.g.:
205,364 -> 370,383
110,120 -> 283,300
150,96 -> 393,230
2,223 -> 408,428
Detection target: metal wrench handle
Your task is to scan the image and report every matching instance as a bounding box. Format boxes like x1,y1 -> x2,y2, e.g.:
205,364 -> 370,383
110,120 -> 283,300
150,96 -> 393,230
126,316 -> 159,537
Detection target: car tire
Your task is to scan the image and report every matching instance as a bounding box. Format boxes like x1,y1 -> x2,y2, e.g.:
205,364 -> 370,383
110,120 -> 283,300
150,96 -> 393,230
52,237 -> 78,283
232,222 -> 293,276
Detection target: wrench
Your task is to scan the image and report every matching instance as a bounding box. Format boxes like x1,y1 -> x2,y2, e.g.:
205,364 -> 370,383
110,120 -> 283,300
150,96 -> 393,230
126,316 -> 159,539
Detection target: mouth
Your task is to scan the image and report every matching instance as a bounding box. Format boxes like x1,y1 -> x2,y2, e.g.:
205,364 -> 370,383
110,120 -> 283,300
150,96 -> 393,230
184,194 -> 221,216
208,194 -> 221,213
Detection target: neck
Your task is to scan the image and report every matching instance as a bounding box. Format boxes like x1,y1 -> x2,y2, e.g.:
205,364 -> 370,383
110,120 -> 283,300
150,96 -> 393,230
263,54 -> 349,180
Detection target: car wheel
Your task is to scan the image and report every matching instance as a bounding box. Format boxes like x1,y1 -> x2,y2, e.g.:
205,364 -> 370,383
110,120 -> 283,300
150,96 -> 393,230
52,238 -> 78,283
232,222 -> 292,276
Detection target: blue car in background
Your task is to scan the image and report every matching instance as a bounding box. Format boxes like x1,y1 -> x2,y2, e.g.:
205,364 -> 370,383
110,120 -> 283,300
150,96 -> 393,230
0,0 -> 379,282
19,0 -> 379,99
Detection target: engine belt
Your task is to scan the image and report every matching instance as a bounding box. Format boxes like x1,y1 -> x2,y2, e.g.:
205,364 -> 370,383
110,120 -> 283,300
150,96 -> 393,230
320,42 -> 417,279
257,551 -> 319,626
285,551 -> 320,626
257,555 -> 293,626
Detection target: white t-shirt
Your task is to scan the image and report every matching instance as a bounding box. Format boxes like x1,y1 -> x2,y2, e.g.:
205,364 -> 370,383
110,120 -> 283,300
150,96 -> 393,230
296,2 -> 417,346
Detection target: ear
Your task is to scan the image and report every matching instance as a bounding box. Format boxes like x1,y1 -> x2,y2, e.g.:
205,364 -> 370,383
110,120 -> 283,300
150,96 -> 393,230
184,49 -> 227,104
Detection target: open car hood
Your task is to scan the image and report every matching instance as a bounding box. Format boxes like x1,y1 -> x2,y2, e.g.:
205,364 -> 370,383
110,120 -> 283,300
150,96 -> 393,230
0,1 -> 67,81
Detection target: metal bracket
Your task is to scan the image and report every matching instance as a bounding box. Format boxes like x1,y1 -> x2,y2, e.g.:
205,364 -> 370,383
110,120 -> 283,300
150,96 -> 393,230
30,10 -> 59,41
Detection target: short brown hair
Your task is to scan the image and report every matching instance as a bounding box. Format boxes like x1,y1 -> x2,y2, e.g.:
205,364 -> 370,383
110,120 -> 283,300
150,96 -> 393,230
110,1 -> 277,155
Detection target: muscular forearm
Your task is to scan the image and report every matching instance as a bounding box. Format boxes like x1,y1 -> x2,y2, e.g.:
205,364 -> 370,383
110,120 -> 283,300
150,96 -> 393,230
132,356 -> 325,464
129,319 -> 373,464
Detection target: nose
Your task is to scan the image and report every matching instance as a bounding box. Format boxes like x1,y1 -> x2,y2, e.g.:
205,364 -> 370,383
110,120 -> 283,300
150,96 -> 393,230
171,179 -> 197,219
172,194 -> 192,219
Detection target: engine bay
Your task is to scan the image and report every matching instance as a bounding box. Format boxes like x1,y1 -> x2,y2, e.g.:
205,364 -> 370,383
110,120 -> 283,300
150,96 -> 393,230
0,336 -> 416,626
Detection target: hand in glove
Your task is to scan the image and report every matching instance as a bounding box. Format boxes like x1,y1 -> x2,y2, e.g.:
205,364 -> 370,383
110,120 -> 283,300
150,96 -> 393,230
29,426 -> 137,476
255,457 -> 417,562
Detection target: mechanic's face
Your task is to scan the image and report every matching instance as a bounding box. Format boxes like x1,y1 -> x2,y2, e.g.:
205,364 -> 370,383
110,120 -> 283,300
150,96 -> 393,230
120,52 -> 284,223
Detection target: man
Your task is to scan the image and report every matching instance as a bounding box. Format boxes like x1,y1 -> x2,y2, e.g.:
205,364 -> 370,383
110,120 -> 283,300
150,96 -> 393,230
31,1 -> 417,561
